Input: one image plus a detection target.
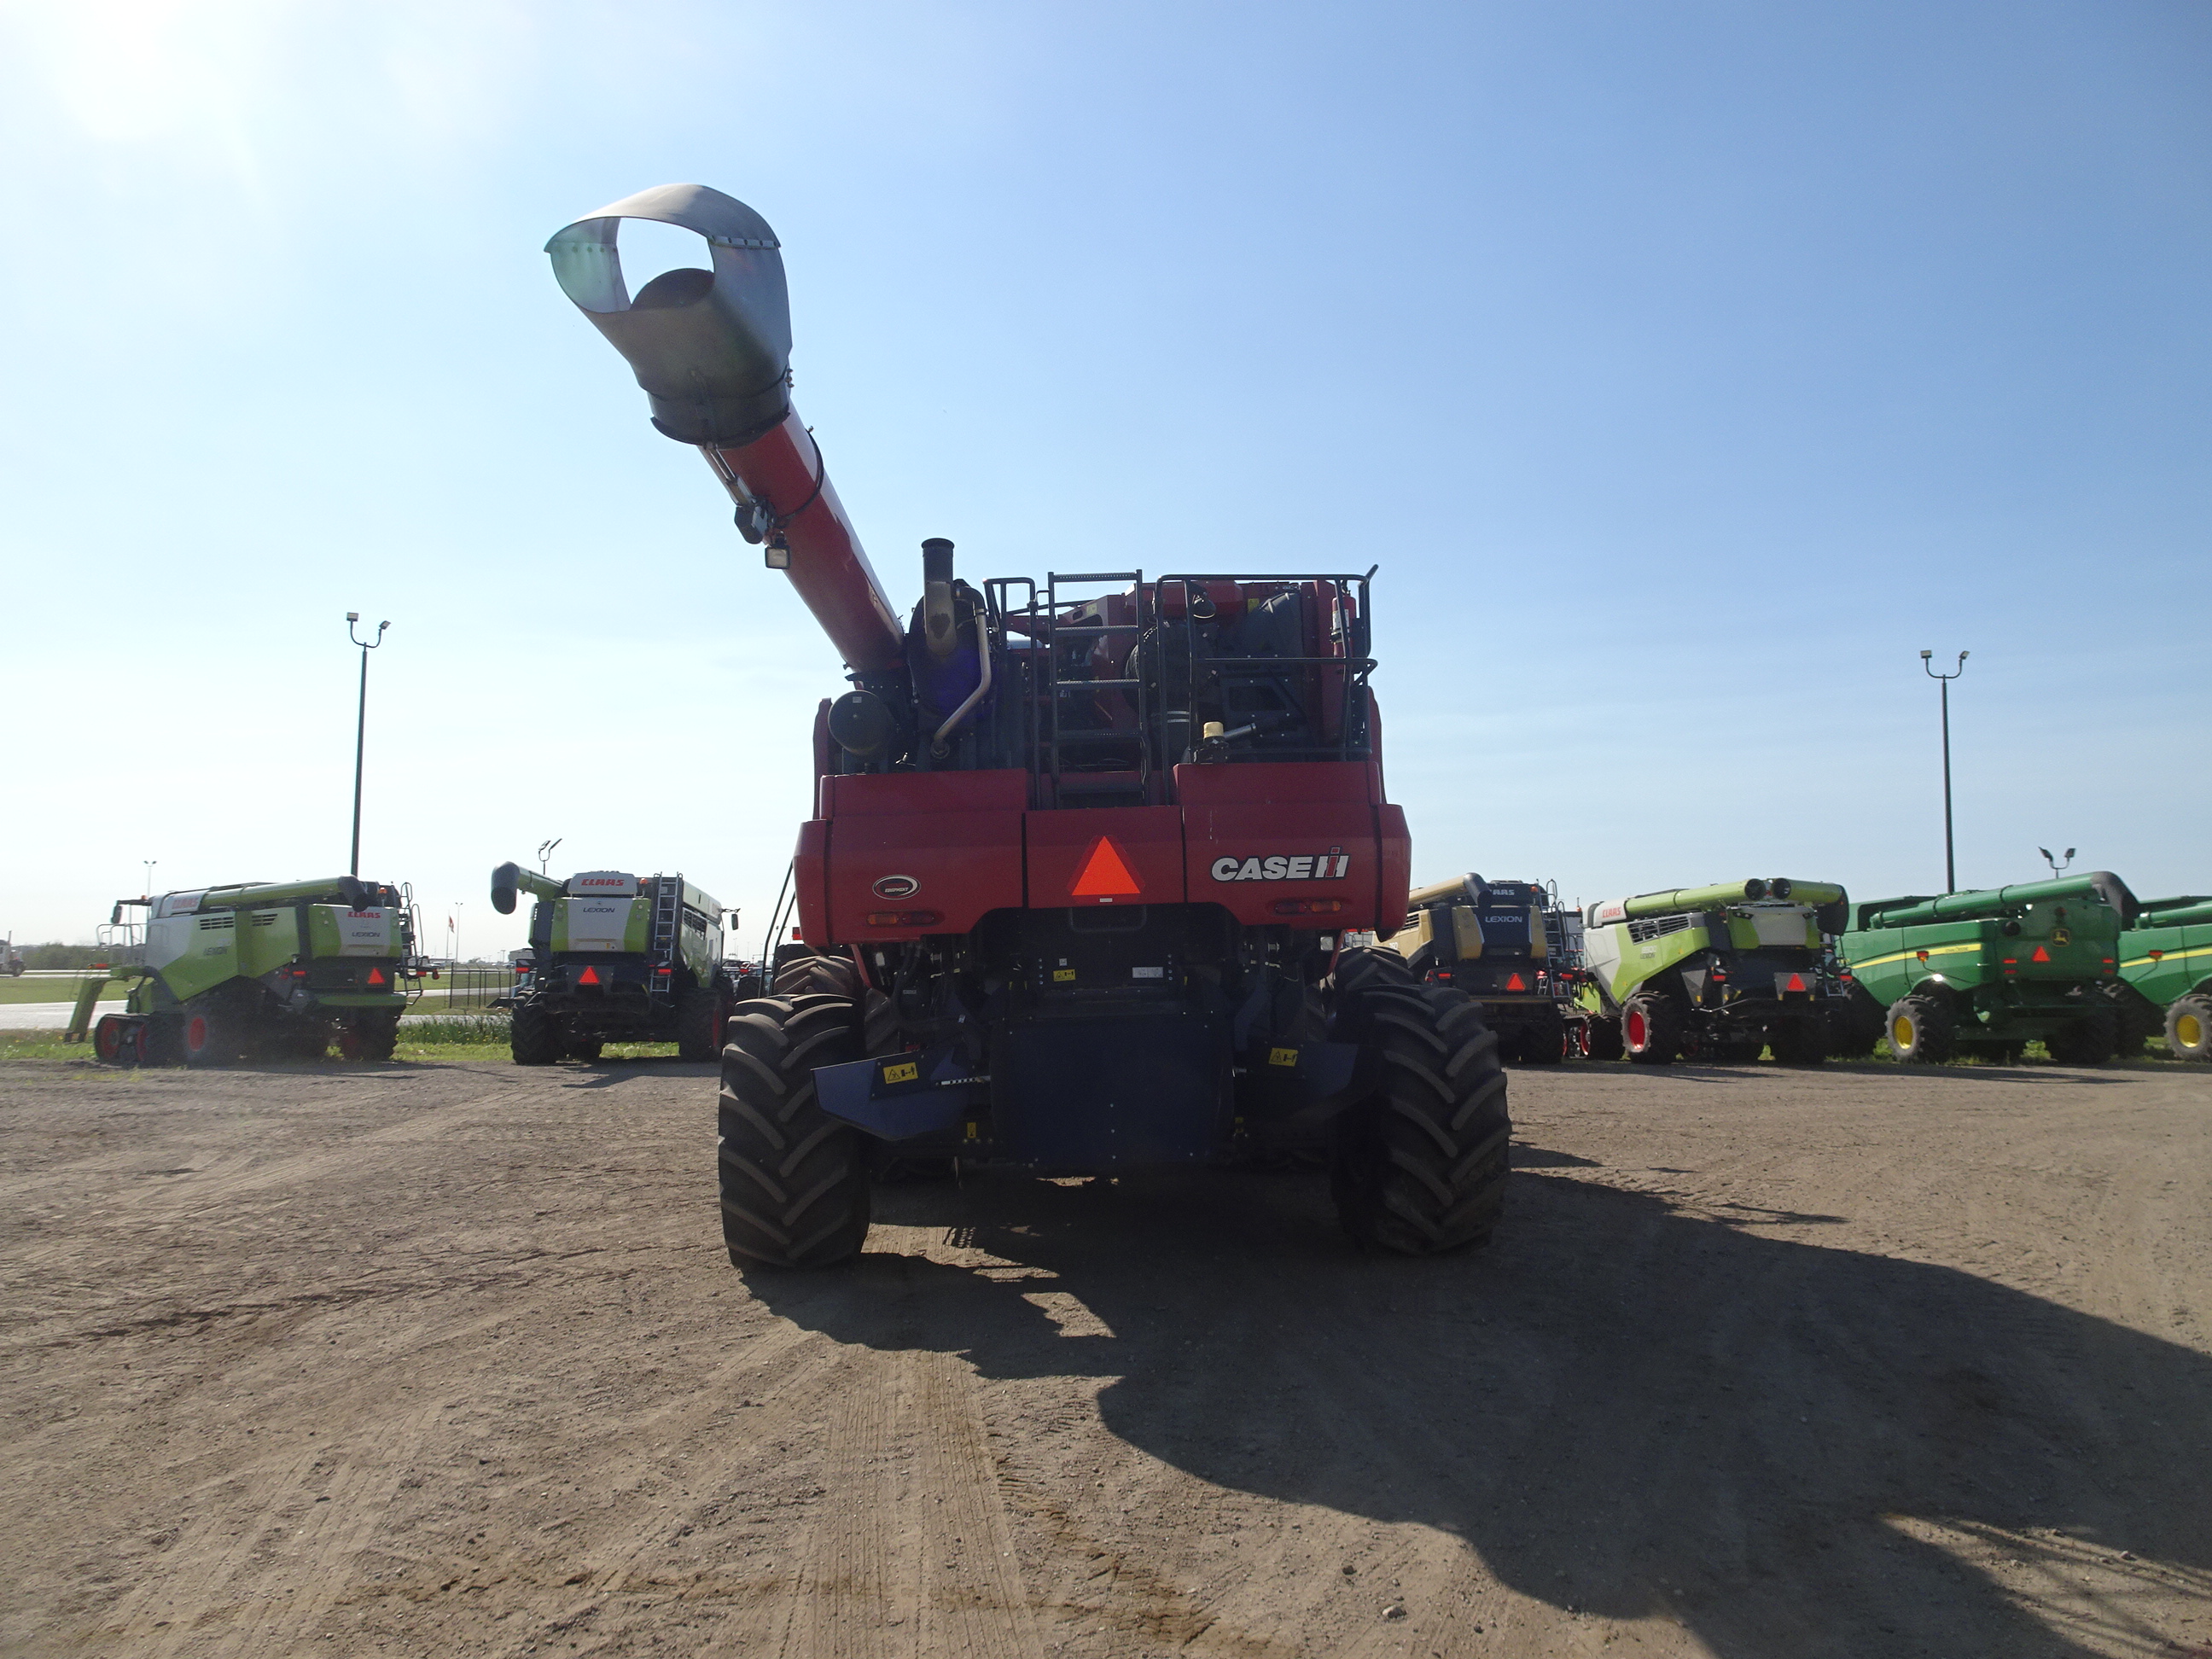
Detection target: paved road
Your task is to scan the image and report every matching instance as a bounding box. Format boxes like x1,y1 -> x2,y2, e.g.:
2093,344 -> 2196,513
1,1054 -> 2207,1657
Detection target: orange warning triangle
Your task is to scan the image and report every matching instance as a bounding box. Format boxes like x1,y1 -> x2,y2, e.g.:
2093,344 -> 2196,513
367,967 -> 387,986
2030,946 -> 2049,963
1785,974 -> 1806,992
579,964 -> 601,985
1505,972 -> 1526,991
1069,836 -> 1141,899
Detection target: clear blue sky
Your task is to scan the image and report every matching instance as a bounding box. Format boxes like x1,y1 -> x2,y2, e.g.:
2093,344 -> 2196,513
3,0 -> 2206,953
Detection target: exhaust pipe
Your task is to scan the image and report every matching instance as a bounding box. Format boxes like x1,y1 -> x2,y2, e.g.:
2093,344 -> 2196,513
922,538 -> 958,662
547,184 -> 906,673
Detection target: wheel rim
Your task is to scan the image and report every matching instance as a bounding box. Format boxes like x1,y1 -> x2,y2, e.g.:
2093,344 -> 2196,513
1891,1014 -> 1914,1051
1626,1010 -> 1648,1049
186,1015 -> 207,1053
2179,1011 -> 2205,1050
95,1021 -> 118,1061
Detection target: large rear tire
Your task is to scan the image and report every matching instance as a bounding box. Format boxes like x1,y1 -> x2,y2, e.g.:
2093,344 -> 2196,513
716,994 -> 873,1268
511,1001 -> 562,1066
179,1004 -> 231,1068
677,986 -> 730,1062
2094,982 -> 2161,1057
1518,1001 -> 1567,1066
772,951 -> 861,999
2165,994 -> 2212,1062
1578,1013 -> 1624,1061
1328,976 -> 1510,1256
2046,1006 -> 2117,1067
1622,991 -> 1684,1065
1886,993 -> 1956,1063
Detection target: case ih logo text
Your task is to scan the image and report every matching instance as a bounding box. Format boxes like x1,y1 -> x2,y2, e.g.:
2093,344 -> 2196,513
1210,853 -> 1353,882
871,875 -> 921,899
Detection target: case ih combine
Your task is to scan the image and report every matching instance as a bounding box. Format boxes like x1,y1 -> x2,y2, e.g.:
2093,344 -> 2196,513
550,183 -> 1509,1267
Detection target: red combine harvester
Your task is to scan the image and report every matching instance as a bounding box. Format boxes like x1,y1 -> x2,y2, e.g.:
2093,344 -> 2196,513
548,184 -> 1509,1266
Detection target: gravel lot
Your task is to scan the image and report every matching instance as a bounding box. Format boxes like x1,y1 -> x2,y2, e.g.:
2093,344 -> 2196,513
2,1052 -> 2207,1657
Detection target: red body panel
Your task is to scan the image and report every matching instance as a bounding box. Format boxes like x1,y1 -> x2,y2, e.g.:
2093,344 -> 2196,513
1176,763 -> 1384,928
820,771 -> 1027,941
706,409 -> 906,672
1026,806 -> 1185,910
807,760 -> 1406,944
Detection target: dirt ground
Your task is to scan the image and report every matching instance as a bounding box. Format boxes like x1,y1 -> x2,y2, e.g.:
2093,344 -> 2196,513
2,1053 -> 2208,1659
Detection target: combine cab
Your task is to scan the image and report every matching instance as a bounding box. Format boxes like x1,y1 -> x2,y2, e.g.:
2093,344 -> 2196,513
1838,873 -> 2135,1064
488,865 -> 737,1063
1574,880 -> 1848,1065
549,183 -> 1509,1266
1394,875 -> 1579,1062
85,877 -> 419,1064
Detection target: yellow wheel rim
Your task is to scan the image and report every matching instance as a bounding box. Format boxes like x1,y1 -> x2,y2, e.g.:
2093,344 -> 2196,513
2179,1011 -> 2205,1051
1892,1015 -> 1914,1050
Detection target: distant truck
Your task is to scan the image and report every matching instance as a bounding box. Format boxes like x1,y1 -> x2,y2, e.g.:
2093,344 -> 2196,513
489,864 -> 736,1063
1574,879 -> 1848,1065
1394,875 -> 1578,1063
86,876 -> 419,1064
1838,873 -> 2134,1064
2106,892 -> 2212,1062
0,938 -> 22,976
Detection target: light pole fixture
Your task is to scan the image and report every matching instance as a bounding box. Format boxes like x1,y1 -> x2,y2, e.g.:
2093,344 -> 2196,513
1920,649 -> 1968,894
2040,846 -> 2076,878
346,614 -> 390,878
143,859 -> 157,899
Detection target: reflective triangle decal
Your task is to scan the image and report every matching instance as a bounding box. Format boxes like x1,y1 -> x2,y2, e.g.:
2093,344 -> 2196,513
367,968 -> 387,986
1505,972 -> 1526,991
1070,837 -> 1142,899
579,964 -> 602,985
1784,974 -> 1806,992
2030,946 -> 2050,963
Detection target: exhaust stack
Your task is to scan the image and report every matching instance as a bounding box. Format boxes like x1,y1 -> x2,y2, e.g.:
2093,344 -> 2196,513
547,184 -> 906,673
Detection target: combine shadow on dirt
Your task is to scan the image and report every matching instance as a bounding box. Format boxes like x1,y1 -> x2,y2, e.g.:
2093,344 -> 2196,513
750,1161 -> 2212,1657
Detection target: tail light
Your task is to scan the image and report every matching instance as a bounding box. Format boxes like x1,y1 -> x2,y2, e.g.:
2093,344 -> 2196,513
866,910 -> 942,928
1271,898 -> 1348,917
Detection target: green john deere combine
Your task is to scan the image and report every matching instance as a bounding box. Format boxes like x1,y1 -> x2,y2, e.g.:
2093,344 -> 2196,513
1573,879 -> 1848,1065
2106,892 -> 2212,1062
1837,872 -> 2136,1065
82,876 -> 419,1065
490,864 -> 737,1064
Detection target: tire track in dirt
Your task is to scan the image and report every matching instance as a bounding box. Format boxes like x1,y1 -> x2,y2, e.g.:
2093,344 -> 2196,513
96,1403 -> 437,1656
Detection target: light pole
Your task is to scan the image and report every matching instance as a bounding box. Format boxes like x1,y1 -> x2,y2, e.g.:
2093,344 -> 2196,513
453,900 -> 464,968
346,614 -> 390,878
1920,649 -> 1969,894
143,859 -> 157,899
2040,846 -> 2075,879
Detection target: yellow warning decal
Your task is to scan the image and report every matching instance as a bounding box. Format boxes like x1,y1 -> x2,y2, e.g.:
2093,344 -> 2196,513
881,1060 -> 919,1086
1268,1046 -> 1299,1068
1052,968 -> 1076,983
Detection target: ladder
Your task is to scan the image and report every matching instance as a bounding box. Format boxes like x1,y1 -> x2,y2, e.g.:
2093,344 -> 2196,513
649,877 -> 681,998
1039,570 -> 1151,807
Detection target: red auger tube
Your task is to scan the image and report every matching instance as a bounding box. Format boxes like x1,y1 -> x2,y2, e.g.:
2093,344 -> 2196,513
547,183 -> 905,673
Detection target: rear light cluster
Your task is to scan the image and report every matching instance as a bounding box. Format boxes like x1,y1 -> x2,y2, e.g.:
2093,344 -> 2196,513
866,910 -> 943,928
1271,898 -> 1348,917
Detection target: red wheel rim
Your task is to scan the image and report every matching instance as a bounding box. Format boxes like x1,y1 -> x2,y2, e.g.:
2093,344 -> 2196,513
134,1025 -> 153,1064
186,1015 -> 208,1054
95,1019 -> 119,1061
1626,1010 -> 1648,1050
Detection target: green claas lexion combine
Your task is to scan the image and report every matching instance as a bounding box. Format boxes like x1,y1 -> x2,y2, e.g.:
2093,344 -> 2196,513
1574,879 -> 1848,1064
83,876 -> 419,1065
1394,875 -> 1577,1062
2105,892 -> 2212,1062
490,864 -> 739,1064
1837,872 -> 2135,1064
